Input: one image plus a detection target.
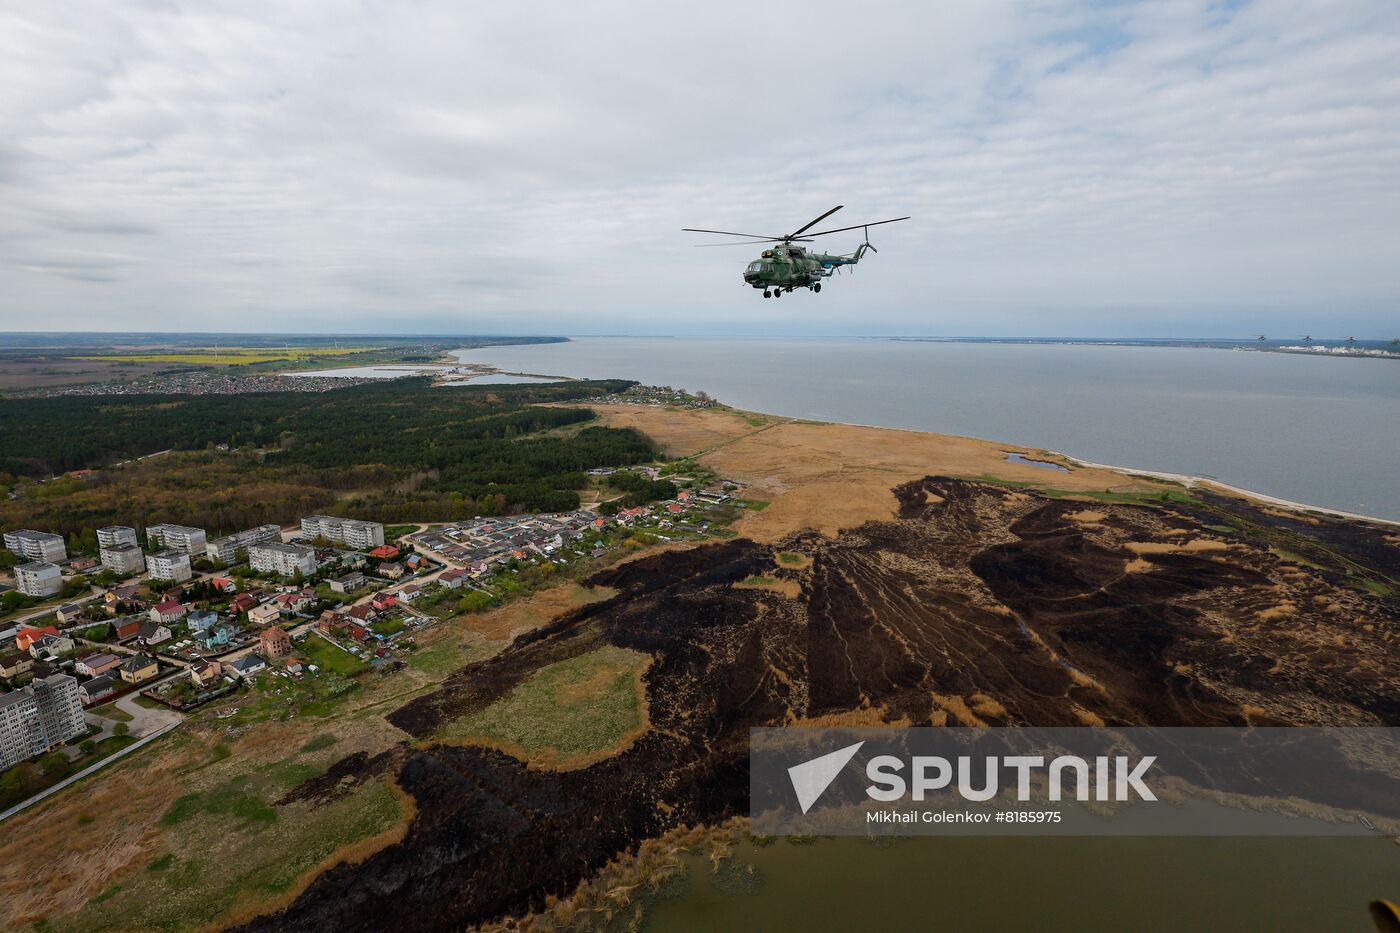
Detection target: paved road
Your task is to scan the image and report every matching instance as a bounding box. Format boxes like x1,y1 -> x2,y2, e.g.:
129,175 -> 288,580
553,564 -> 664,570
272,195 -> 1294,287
115,686 -> 183,737
3,588 -> 101,628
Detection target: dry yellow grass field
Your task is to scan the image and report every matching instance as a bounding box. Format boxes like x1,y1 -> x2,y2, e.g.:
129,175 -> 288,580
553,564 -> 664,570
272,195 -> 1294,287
586,403 -> 1174,541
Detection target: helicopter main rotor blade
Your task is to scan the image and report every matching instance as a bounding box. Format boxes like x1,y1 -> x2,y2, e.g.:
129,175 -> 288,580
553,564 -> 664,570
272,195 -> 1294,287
682,227 -> 789,240
785,205 -> 844,240
694,239 -> 813,247
799,216 -> 911,239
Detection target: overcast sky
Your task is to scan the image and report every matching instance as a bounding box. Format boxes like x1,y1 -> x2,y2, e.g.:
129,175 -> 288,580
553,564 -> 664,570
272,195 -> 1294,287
2,0 -> 1397,337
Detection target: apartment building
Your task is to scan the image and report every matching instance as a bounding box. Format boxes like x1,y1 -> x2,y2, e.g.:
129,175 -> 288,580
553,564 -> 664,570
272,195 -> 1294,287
249,542 -> 317,578
95,525 -> 139,549
15,562 -> 63,598
147,550 -> 193,583
0,674 -> 85,769
300,515 -> 385,549
3,529 -> 67,563
100,542 -> 146,576
206,524 -> 282,564
145,523 -> 208,556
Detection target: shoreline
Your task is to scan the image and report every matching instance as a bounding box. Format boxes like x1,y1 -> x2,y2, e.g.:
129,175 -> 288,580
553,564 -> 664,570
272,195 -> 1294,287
708,408 -> 1400,531
1060,456 -> 1400,529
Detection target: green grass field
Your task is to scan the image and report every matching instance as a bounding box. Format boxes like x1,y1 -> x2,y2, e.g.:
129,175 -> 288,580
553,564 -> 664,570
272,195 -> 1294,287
434,644 -> 650,767
74,347 -> 376,366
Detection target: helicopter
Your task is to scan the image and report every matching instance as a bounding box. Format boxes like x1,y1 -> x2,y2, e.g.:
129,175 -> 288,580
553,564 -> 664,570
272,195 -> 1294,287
683,205 -> 909,297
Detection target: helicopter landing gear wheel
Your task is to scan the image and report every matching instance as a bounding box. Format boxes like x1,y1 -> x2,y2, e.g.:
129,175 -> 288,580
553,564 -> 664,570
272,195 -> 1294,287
773,288 -> 781,297
763,290 -> 771,298
813,283 -> 821,293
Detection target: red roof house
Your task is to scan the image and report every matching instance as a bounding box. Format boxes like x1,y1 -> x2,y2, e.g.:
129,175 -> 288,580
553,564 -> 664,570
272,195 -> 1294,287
16,625 -> 60,652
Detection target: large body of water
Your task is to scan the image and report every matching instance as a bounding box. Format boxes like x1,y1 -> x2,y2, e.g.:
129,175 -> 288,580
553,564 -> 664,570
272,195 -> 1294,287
456,338 -> 1400,521
642,835 -> 1399,932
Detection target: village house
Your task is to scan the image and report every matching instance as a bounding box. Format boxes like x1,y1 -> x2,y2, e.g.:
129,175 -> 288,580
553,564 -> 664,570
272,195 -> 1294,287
79,674 -> 116,705
371,593 -> 398,613
201,622 -> 237,651
114,618 -> 143,640
29,633 -> 75,660
119,654 -> 159,684
137,621 -> 173,647
189,659 -> 223,686
229,592 -> 260,614
0,651 -> 34,680
104,584 -> 142,608
345,604 -> 373,623
369,544 -> 400,561
150,600 -> 186,625
187,610 -> 220,632
75,652 -> 121,677
28,633 -> 75,661
55,603 -> 86,624
376,562 -> 405,580
259,626 -> 292,659
248,601 -> 281,626
228,654 -> 267,680
209,577 -> 237,594
328,571 -> 369,594
396,583 -> 421,602
15,625 -> 59,653
274,589 -> 317,614
438,568 -> 468,589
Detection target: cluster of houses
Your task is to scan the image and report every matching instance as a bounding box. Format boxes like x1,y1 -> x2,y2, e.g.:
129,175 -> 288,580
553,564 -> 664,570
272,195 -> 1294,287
582,384 -> 717,409
410,511 -> 610,575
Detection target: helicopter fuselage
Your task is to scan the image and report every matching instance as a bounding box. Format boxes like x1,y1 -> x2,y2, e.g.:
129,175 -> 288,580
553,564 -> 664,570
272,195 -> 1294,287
742,243 -> 869,293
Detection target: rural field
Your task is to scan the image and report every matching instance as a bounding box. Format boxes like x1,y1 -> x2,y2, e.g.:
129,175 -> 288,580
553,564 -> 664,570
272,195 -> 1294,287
75,347 -> 379,366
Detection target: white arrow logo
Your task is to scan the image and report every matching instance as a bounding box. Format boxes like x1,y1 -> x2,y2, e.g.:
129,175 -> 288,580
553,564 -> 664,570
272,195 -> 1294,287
787,741 -> 865,813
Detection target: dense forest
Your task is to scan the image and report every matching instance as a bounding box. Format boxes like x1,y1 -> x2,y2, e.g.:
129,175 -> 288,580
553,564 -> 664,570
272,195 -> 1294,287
0,379 -> 657,535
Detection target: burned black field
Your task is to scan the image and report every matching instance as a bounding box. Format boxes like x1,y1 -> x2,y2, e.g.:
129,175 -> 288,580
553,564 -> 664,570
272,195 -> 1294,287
241,478 -> 1400,932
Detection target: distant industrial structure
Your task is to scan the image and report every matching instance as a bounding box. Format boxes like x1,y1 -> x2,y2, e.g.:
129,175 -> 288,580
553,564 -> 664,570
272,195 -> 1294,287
300,515 -> 385,549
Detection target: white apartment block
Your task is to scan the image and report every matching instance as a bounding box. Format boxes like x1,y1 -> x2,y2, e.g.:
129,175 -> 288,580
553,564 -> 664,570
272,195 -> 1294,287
96,525 -> 139,549
0,674 -> 85,769
300,515 -> 385,549
100,542 -> 146,576
249,542 -> 317,577
145,523 -> 208,556
207,524 -> 283,564
15,561 -> 63,597
147,550 -> 193,583
3,529 -> 67,563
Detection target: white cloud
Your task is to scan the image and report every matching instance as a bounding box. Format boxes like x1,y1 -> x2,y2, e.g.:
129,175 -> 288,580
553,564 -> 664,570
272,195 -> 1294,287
0,0 -> 1396,336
